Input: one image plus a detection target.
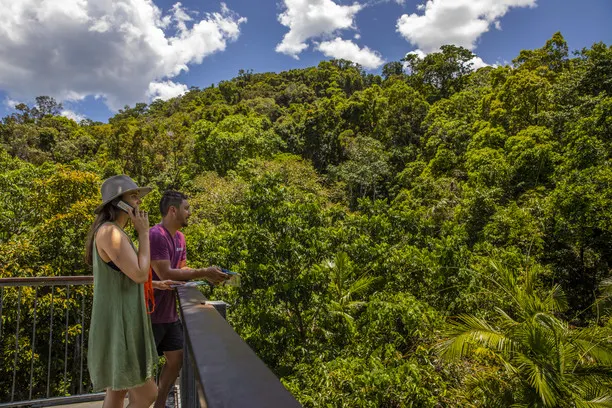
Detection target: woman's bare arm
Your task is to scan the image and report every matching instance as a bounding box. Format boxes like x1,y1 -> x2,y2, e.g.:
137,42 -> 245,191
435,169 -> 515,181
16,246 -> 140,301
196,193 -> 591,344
96,212 -> 150,283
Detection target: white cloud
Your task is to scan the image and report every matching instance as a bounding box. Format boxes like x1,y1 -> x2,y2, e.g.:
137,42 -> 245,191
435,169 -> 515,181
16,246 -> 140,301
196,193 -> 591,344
406,49 -> 426,60
354,33 -> 361,39
396,0 -> 536,53
402,49 -> 425,73
4,98 -> 20,109
0,1 -> 246,111
276,0 -> 363,58
61,109 -> 86,122
317,38 -> 384,69
171,2 -> 193,33
147,80 -> 188,101
469,56 -> 490,70
404,49 -> 491,72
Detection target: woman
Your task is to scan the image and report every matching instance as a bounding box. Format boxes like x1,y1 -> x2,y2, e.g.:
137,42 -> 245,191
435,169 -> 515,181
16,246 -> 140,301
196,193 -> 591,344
84,175 -> 178,408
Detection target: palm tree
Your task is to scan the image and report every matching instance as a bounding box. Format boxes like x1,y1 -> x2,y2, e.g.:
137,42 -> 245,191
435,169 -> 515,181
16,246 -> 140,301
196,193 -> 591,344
320,252 -> 378,332
438,262 -> 612,407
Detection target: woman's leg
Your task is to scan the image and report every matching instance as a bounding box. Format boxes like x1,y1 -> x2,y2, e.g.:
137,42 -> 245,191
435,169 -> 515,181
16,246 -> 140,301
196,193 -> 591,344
126,379 -> 158,408
103,388 -> 128,408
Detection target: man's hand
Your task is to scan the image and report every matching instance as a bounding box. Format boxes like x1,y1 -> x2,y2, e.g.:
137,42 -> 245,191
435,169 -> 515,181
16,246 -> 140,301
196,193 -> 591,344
152,280 -> 184,290
200,266 -> 230,285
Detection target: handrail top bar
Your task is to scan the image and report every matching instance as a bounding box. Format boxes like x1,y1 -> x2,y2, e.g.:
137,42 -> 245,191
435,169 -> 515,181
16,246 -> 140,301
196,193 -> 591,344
0,276 -> 93,287
177,286 -> 303,408
0,392 -> 106,407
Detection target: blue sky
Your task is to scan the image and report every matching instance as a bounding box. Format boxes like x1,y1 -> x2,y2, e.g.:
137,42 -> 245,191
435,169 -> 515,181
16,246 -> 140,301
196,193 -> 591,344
0,0 -> 609,123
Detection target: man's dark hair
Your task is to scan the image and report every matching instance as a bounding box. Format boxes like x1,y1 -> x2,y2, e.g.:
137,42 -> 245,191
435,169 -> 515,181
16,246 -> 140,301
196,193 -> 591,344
160,190 -> 188,217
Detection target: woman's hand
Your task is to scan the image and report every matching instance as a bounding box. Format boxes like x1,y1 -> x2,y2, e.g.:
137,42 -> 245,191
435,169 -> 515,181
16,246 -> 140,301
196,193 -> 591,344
152,280 -> 184,290
128,206 -> 149,235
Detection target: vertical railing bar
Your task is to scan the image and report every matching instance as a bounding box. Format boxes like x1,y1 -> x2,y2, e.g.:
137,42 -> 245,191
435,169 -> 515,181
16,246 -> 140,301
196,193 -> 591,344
46,285 -> 55,398
63,285 -> 70,391
79,289 -> 85,394
11,287 -> 23,402
29,286 -> 39,400
0,286 -> 4,343
72,323 -> 78,396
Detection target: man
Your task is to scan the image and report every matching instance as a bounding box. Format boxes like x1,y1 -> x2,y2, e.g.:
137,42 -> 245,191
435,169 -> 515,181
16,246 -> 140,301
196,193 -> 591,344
149,190 -> 229,408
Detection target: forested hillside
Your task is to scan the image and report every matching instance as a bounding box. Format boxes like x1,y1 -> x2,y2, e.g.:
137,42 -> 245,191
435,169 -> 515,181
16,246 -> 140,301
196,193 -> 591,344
1,33 -> 611,407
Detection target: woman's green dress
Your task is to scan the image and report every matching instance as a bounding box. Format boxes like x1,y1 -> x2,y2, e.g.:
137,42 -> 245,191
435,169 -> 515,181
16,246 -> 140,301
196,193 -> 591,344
87,224 -> 157,391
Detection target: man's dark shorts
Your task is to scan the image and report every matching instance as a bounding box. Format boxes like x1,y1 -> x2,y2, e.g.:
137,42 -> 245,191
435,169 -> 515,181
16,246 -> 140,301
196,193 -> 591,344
152,321 -> 184,356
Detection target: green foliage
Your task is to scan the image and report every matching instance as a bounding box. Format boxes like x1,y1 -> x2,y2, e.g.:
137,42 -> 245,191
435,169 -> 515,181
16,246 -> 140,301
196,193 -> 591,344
513,32 -> 570,75
284,352 -> 444,408
439,262 -> 612,407
402,44 -> 476,102
317,252 -> 379,333
382,61 -> 404,80
2,33 -> 611,406
193,114 -> 284,175
330,134 -> 390,203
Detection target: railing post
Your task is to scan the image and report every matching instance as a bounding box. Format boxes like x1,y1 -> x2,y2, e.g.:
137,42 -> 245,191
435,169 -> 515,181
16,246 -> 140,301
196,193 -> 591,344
204,300 -> 228,320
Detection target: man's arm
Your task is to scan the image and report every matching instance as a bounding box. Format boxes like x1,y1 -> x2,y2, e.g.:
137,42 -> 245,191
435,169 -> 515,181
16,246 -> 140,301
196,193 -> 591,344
151,259 -> 229,284
152,279 -> 183,290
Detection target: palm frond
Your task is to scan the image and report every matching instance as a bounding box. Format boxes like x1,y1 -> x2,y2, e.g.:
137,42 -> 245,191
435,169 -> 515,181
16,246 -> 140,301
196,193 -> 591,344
346,275 -> 379,299
569,374 -> 612,404
543,284 -> 569,313
574,395 -> 612,408
495,307 -> 520,328
532,312 -> 567,334
567,325 -> 612,366
439,314 -> 516,359
438,332 -> 476,360
514,353 -> 560,408
326,252 -> 352,296
524,265 -> 538,295
487,260 -> 518,298
569,338 -> 612,366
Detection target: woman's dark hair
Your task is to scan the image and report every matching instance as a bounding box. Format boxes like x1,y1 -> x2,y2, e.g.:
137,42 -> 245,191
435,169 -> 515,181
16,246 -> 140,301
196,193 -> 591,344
84,203 -> 120,266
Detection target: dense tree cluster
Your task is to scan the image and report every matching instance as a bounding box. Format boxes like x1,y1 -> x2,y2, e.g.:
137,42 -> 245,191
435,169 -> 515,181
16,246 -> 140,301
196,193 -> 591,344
1,33 -> 611,406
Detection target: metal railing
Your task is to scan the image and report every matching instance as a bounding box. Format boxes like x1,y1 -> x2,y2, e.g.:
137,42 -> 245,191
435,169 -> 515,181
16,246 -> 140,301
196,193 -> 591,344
0,276 -> 97,407
0,277 -> 302,407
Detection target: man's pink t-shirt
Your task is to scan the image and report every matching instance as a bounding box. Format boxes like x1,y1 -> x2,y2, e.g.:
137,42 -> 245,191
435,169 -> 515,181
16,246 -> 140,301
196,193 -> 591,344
149,224 -> 186,324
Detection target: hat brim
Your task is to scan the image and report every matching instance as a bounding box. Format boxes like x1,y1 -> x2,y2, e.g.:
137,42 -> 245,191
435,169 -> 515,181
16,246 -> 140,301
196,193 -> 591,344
94,186 -> 152,214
